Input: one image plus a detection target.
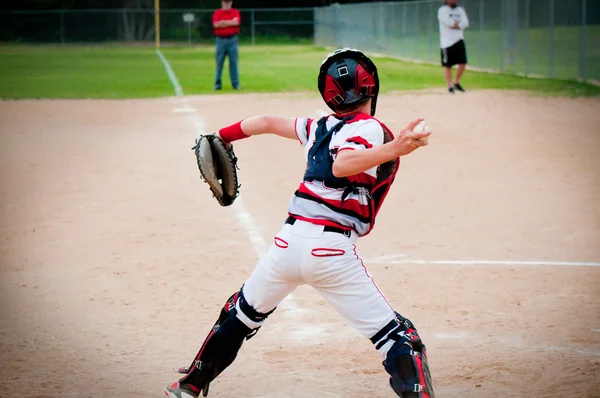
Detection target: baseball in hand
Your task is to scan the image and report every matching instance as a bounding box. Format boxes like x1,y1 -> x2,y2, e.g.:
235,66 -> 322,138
413,120 -> 431,144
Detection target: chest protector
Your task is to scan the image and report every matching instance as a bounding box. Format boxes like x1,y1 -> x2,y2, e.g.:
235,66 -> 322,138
302,115 -> 399,235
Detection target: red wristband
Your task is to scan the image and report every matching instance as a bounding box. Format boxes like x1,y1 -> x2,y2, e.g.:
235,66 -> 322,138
219,121 -> 249,143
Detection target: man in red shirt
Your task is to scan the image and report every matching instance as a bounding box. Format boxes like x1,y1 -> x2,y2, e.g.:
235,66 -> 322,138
212,0 -> 240,90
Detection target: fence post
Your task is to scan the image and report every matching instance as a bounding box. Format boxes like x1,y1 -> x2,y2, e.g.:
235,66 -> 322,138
504,0 -> 519,71
401,2 -> 407,57
524,0 -> 530,76
334,3 -> 340,47
60,10 -> 65,43
415,2 -> 419,58
313,6 -> 317,46
549,0 -> 555,77
250,9 -> 255,46
123,8 -> 129,41
428,1 -> 433,62
380,2 -> 386,52
500,0 -> 505,72
579,0 -> 587,80
479,0 -> 484,68
187,21 -> 191,47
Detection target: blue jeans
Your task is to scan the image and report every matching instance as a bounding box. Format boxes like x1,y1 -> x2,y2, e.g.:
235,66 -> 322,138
214,36 -> 239,89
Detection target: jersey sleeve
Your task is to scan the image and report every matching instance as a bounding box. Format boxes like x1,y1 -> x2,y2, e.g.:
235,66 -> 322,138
294,117 -> 313,146
336,119 -> 384,153
212,10 -> 220,23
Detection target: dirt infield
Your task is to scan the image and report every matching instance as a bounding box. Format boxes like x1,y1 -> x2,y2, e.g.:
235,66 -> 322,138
1,91 -> 599,398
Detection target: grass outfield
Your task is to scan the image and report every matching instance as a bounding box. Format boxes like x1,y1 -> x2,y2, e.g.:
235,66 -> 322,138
0,44 -> 598,99
0,45 -> 173,99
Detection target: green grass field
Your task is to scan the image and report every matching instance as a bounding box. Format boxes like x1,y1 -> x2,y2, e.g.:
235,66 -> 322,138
0,44 -> 598,99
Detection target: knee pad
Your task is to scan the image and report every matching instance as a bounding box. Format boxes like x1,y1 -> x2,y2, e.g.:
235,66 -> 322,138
373,313 -> 435,398
180,289 -> 275,395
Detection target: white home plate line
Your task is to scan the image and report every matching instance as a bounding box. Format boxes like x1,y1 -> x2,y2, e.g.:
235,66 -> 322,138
172,106 -> 197,114
363,254 -> 410,263
156,49 -> 298,313
367,259 -> 600,268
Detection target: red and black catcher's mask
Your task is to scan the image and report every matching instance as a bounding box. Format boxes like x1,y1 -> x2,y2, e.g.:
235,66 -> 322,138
318,48 -> 380,116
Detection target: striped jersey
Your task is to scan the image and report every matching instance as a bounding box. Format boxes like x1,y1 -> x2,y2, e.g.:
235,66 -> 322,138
289,113 -> 398,237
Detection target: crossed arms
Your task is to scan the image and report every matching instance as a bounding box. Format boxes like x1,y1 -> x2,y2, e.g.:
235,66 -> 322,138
213,18 -> 239,28
438,8 -> 469,30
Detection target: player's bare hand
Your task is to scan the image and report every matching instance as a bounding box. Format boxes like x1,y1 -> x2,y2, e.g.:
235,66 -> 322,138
391,118 -> 431,156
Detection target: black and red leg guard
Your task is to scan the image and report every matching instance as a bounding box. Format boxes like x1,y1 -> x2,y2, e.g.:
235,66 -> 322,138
372,313 -> 435,398
178,289 -> 274,397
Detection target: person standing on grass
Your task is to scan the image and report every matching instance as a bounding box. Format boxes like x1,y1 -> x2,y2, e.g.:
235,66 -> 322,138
438,0 -> 469,94
213,0 -> 240,91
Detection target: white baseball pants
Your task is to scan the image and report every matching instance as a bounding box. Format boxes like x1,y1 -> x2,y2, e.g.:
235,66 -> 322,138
241,218 -> 396,346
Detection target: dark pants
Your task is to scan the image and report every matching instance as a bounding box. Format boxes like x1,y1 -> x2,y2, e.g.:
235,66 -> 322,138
214,36 -> 239,89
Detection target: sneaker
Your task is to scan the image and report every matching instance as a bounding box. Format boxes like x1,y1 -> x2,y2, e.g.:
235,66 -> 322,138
164,381 -> 201,398
454,83 -> 465,92
448,86 -> 455,94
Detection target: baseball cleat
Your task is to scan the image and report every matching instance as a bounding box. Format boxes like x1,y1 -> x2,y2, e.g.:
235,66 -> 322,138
448,86 -> 455,94
164,381 -> 201,398
454,83 -> 465,92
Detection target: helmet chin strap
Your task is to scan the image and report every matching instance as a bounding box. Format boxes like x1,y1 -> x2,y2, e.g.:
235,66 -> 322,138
370,97 -> 378,116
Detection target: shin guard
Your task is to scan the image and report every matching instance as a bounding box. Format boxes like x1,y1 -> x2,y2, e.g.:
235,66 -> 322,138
178,290 -> 274,396
372,313 -> 434,398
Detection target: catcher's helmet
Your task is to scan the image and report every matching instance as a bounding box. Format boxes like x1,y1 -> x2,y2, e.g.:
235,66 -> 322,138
318,48 -> 380,116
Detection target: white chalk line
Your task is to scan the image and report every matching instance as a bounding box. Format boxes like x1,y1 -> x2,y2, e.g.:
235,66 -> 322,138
367,259 -> 600,268
172,107 -> 196,114
156,49 -> 298,314
155,49 -> 183,97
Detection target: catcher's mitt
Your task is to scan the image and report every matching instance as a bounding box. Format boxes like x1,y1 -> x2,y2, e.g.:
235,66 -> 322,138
192,134 -> 240,207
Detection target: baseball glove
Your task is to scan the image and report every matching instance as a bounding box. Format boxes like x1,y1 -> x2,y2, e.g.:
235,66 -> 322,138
192,134 -> 240,207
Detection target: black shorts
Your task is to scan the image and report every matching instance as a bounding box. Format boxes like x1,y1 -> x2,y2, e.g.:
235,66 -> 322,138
441,39 -> 467,67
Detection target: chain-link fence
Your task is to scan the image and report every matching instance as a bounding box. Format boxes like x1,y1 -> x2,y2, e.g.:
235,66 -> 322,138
2,2 -> 598,81
0,8 -> 314,45
315,0 -> 599,81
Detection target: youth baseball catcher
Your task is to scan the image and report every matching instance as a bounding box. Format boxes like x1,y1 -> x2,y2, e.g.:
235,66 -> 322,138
167,48 -> 434,398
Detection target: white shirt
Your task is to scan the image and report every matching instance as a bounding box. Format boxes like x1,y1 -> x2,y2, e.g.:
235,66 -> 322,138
438,5 -> 469,49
